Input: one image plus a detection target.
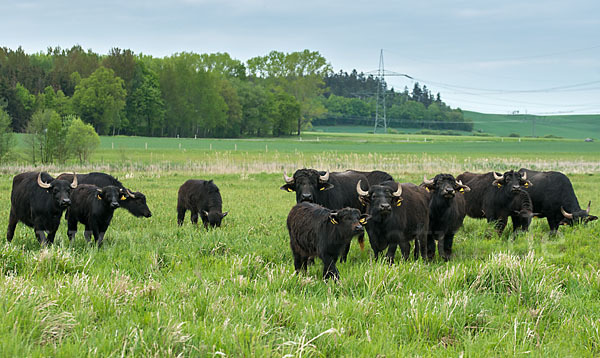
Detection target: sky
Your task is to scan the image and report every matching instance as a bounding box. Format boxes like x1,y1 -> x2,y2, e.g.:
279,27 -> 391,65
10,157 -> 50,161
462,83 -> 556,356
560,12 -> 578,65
2,0 -> 600,115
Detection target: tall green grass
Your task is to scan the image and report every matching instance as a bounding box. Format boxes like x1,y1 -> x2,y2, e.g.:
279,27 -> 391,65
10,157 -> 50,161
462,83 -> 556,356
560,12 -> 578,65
0,166 -> 599,355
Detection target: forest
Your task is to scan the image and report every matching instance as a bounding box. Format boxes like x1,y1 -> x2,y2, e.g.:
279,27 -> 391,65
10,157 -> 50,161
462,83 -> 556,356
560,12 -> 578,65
0,46 -> 472,138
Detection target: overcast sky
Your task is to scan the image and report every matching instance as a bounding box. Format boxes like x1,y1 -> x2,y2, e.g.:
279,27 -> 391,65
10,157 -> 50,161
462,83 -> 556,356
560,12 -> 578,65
2,0 -> 599,115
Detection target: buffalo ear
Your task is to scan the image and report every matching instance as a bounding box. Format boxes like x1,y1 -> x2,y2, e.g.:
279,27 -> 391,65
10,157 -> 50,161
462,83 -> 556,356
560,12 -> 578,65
280,184 -> 294,192
319,182 -> 334,191
329,212 -> 339,225
420,183 -> 435,191
221,211 -> 228,218
359,214 -> 371,225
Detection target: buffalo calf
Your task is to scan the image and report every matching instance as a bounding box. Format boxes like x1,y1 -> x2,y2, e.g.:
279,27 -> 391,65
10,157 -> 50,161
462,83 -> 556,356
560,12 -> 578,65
66,184 -> 123,247
287,202 -> 369,280
7,172 -> 78,245
177,179 -> 228,228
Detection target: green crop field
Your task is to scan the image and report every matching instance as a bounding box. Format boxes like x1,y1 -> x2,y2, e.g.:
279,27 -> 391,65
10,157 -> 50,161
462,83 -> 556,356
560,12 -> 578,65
1,133 -> 600,356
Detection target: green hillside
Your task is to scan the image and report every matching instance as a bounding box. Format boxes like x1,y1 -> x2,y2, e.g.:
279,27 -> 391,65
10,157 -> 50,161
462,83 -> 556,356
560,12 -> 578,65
464,111 -> 600,139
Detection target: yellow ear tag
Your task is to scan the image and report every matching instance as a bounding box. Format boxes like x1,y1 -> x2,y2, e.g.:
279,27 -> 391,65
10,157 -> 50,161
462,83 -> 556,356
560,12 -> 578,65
97,195 -> 102,200
359,218 -> 367,224
120,195 -> 126,201
287,188 -> 293,192
497,183 -> 503,188
396,199 -> 403,207
425,187 -> 430,192
330,218 -> 338,225
320,187 -> 325,191
459,188 -> 465,193
524,183 -> 529,187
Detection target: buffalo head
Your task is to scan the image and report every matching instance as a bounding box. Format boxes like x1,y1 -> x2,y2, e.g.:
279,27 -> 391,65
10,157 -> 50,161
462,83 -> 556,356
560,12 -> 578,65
560,201 -> 598,226
329,207 -> 370,235
357,180 -> 402,218
202,210 -> 228,228
421,173 -> 470,199
120,189 -> 152,218
280,169 -> 333,203
492,170 -> 532,194
97,185 -> 121,209
37,172 -> 77,208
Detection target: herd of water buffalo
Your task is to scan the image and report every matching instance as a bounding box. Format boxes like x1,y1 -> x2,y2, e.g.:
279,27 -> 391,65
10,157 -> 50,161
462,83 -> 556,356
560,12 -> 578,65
5,168 -> 597,280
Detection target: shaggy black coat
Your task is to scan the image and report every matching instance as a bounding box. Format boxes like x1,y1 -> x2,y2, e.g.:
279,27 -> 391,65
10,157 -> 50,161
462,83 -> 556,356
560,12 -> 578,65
177,179 -> 228,228
510,188 -> 537,232
421,174 -> 469,261
359,182 -> 430,262
58,172 -> 151,218
7,171 -> 76,245
518,168 -> 597,232
66,184 -> 122,247
287,202 -> 368,280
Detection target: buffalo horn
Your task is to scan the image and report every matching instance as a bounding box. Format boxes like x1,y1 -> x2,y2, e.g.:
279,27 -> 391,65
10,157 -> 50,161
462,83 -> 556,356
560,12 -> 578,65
456,180 -> 471,192
561,207 -> 574,219
522,171 -> 527,181
392,183 -> 402,197
126,189 -> 135,198
356,180 -> 368,196
37,172 -> 51,189
283,172 -> 294,184
587,201 -> 591,214
70,172 -> 78,189
493,171 -> 503,180
319,171 -> 330,182
422,175 -> 434,185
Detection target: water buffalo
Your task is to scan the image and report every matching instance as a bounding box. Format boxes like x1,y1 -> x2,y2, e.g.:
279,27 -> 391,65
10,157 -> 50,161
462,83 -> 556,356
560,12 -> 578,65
457,170 -> 532,234
518,168 -> 597,232
57,172 -> 151,218
177,179 -> 228,228
421,174 -> 470,261
356,181 -> 429,262
287,202 -> 369,280
7,172 -> 77,245
66,184 -> 122,247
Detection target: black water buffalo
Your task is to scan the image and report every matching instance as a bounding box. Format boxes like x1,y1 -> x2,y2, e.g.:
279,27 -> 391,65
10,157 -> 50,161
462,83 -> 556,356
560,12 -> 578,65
356,181 -> 429,262
518,168 -> 598,232
7,172 -> 77,245
57,172 -> 152,218
177,179 -> 228,228
348,170 -> 394,186
457,170 -> 532,234
66,184 -> 122,247
281,169 -> 370,262
287,202 -> 369,280
421,174 -> 470,261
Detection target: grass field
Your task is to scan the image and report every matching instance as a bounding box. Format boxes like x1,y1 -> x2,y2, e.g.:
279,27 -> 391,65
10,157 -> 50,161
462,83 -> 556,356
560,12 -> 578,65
1,133 -> 600,356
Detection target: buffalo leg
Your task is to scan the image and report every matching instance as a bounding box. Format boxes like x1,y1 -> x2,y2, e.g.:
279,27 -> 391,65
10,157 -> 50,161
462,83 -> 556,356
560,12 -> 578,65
34,228 -> 48,246
67,217 -> 78,241
321,254 -> 339,281
442,233 -> 454,260
46,230 -> 57,245
389,243 -> 401,263
177,206 -> 186,226
418,235 -> 428,261
293,252 -> 308,273
83,225 -> 92,243
190,211 -> 199,225
426,233 -> 437,260
96,232 -> 106,247
7,209 -> 17,242
339,242 -> 351,263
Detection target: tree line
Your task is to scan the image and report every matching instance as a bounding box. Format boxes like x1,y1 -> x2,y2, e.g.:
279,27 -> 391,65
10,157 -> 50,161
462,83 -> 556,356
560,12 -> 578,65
0,46 -> 470,140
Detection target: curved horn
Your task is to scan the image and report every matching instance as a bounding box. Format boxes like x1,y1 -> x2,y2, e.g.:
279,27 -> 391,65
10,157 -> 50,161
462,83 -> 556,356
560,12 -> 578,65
456,180 -> 471,192
493,171 -> 503,180
37,172 -> 51,189
283,172 -> 294,184
522,171 -> 527,181
422,175 -> 434,185
392,182 -> 403,197
561,207 -> 574,219
319,171 -> 330,182
70,172 -> 77,189
126,189 -> 135,198
356,180 -> 368,197
587,201 -> 591,214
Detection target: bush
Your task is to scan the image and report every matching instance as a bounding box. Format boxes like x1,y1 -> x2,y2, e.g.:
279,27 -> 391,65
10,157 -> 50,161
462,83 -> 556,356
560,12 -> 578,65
66,118 -> 101,164
508,133 -> 520,137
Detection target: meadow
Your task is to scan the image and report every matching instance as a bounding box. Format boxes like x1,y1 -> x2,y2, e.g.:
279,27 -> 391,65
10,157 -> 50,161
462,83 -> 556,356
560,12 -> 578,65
1,132 -> 600,356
